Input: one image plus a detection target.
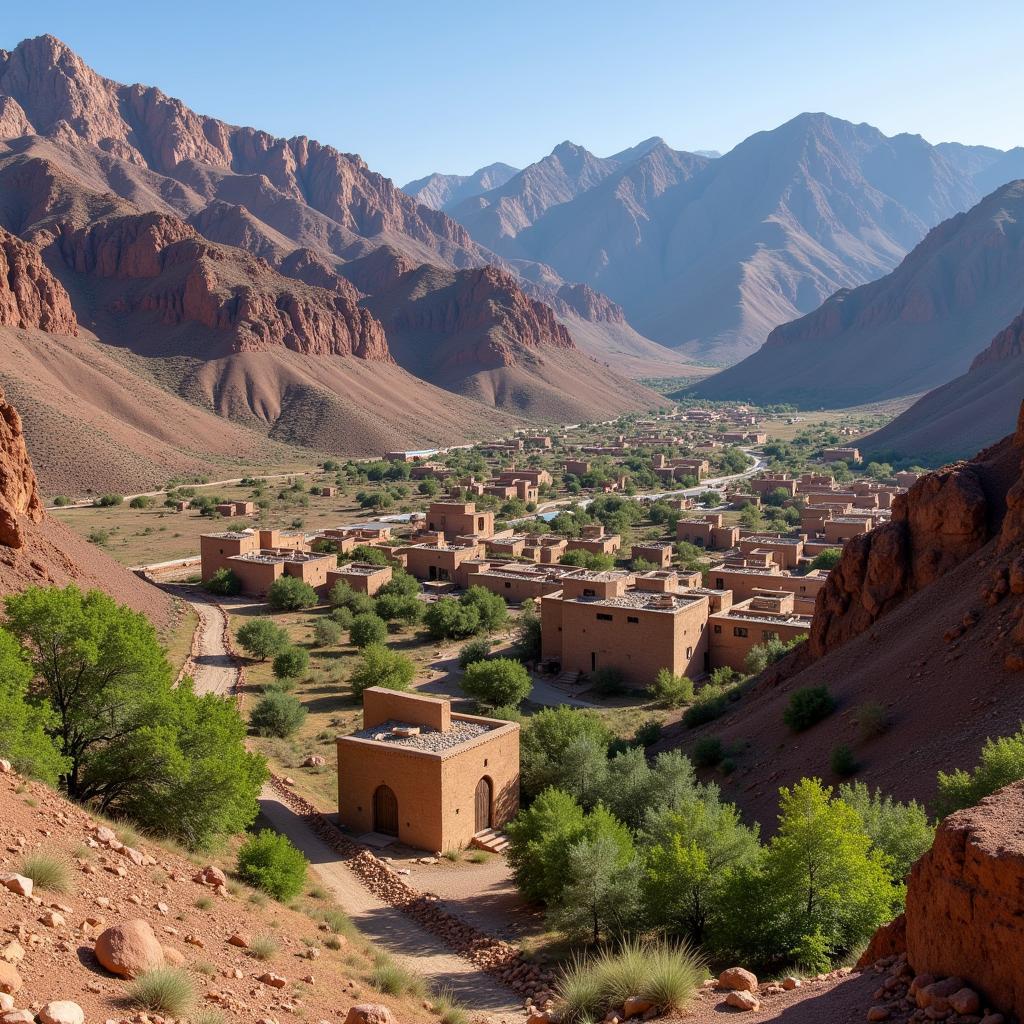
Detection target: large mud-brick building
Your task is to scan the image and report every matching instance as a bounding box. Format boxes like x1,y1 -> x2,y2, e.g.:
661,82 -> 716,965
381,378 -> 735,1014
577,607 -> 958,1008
336,688 -> 519,852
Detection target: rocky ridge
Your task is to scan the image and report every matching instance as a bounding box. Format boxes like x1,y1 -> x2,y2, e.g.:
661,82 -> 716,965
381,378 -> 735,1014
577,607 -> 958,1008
0,387 -> 43,549
0,228 -> 76,335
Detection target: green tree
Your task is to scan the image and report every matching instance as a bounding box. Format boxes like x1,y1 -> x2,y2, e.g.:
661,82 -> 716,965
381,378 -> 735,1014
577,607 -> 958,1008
236,830 -> 308,900
520,707 -> 612,805
935,725 -> 1024,817
250,690 -> 306,737
809,548 -> 842,572
312,618 -> 343,647
374,592 -> 423,625
267,577 -> 318,612
648,668 -> 694,707
461,586 -> 508,633
272,645 -> 309,681
548,811 -> 640,943
462,658 -> 532,709
838,782 -> 934,881
349,644 -> 415,699
512,600 -> 542,662
745,635 -> 805,675
349,612 -> 388,648
559,549 -> 615,571
237,619 -> 289,661
760,778 -> 898,964
457,636 -> 492,669
423,598 -> 480,640
506,788 -> 588,901
377,569 -> 420,598
205,568 -> 241,596
642,795 -> 760,944
0,629 -> 67,784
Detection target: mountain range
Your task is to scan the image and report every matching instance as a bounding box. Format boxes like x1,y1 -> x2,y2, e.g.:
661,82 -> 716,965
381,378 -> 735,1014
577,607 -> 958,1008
412,118 -> 1024,365
0,35 -> 673,493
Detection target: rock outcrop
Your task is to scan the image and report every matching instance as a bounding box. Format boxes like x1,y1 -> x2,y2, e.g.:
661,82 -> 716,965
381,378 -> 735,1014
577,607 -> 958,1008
903,781 -> 1024,1016
55,212 -> 391,360
796,406 -> 1024,664
554,282 -> 625,323
0,228 -> 77,334
0,388 -> 43,549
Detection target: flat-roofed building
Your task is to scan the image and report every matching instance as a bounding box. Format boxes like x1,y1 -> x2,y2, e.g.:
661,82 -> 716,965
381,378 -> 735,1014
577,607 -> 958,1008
677,514 -> 740,551
541,584 -> 710,685
523,535 -> 568,563
631,542 -> 674,568
336,688 -> 519,852
327,562 -> 393,596
751,476 -> 798,497
484,535 -> 528,559
215,500 -> 257,517
564,459 -> 591,477
227,549 -> 335,597
399,542 -> 482,585
566,523 -> 621,556
200,529 -> 259,580
427,501 -> 495,541
823,517 -> 874,545
497,468 -> 552,487
708,590 -> 812,670
738,534 -> 804,570
258,528 -> 309,551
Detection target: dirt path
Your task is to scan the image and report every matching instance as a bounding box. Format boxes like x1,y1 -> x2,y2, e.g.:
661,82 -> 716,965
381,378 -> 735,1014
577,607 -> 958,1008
166,587 -> 239,696
258,787 -> 521,1016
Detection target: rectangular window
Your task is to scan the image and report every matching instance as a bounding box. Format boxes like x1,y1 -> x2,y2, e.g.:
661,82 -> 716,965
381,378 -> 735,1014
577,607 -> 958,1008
583,588 -> 596,597
762,630 -> 778,641
733,626 -> 748,638
627,616 -> 639,624
686,646 -> 692,658
505,582 -> 512,589
716,578 -> 724,589
713,624 -> 721,634
596,613 -> 613,622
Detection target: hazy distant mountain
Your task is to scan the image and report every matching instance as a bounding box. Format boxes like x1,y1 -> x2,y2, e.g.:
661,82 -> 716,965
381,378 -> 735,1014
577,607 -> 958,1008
693,150 -> 722,159
401,162 -> 519,211
694,180 -> 1024,407
451,114 -> 1021,364
861,309 -> 1024,465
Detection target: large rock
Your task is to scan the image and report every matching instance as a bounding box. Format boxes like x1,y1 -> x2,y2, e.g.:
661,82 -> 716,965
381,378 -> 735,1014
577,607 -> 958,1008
344,1005 -> 396,1024
718,967 -> 758,993
0,963 -> 21,994
0,875 -> 32,898
38,1002 -> 85,1024
905,781 -> 1024,1016
94,919 -> 165,978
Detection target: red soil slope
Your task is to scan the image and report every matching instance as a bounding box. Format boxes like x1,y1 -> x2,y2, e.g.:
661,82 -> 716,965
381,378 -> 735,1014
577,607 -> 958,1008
659,404 -> 1024,825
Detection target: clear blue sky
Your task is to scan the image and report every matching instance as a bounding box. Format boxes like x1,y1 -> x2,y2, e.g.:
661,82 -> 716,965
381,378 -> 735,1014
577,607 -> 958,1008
6,0 -> 1022,185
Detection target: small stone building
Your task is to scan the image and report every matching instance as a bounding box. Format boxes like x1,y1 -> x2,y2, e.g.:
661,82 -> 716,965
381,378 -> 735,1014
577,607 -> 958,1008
336,688 -> 520,852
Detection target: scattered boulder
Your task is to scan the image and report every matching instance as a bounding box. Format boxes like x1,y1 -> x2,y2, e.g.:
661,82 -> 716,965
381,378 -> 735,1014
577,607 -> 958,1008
162,946 -> 186,966
724,991 -> 759,1012
0,875 -> 32,898
948,987 -> 981,1015
39,1002 -> 85,1024
0,963 -> 21,995
344,1005 -> 397,1024
94,919 -> 166,978
0,996 -> 12,1013
259,973 -> 288,989
0,1010 -> 34,1024
866,1008 -> 890,1022
194,865 -> 227,887
227,932 -> 250,948
782,977 -> 801,991
718,967 -> 758,993
302,755 -> 326,767
622,998 -> 653,1018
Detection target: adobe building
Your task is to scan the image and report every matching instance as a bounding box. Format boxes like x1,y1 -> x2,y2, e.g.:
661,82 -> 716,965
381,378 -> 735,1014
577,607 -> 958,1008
631,541 -> 674,568
737,534 -> 804,570
541,572 -> 710,684
522,534 -> 568,563
216,500 -> 257,517
821,446 -> 862,463
496,467 -> 552,487
427,501 -> 495,541
399,541 -> 482,585
823,516 -> 874,545
336,687 -> 520,851
677,513 -> 740,550
227,549 -> 335,598
327,561 -> 393,596
708,590 -> 811,670
566,523 -> 622,555
200,529 -> 259,578
564,459 -> 591,477
750,475 -> 798,497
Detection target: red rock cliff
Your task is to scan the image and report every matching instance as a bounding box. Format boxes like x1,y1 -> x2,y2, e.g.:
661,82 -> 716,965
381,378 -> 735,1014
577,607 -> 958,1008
798,403 -> 1024,663
904,781 -> 1024,1017
0,227 -> 77,334
56,212 -> 390,360
0,387 -> 44,549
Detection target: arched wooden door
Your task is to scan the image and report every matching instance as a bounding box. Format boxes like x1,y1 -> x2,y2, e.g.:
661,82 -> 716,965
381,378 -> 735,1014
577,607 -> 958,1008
474,777 -> 492,832
373,784 -> 399,836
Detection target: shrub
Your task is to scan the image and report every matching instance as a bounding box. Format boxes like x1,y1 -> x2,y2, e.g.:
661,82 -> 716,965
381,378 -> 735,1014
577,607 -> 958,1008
349,612 -> 388,648
648,669 -> 694,707
267,577 -> 318,612
93,493 -> 124,507
458,636 -> 492,669
272,645 -> 309,681
317,908 -> 356,938
512,602 -> 542,662
855,701 -> 891,740
205,568 -> 241,596
237,619 -> 289,661
129,496 -> 152,509
371,953 -> 427,997
462,657 -> 532,709
377,569 -> 420,598
556,940 -> 705,1023
461,586 -> 508,633
692,736 -> 724,768
247,933 -> 279,960
830,744 -> 858,777
783,686 -> 836,732
423,597 -> 480,640
559,549 -> 615,571
128,967 -> 195,1015
19,852 -> 71,893
236,830 -> 308,900
312,618 -> 343,647
349,644 -> 415,699
250,691 -> 306,737
520,707 -> 613,804
809,548 -> 843,571
935,724 -> 1024,817
633,720 -> 663,747
51,496 -> 71,507
591,666 -> 626,696
374,592 -> 423,625
745,635 -> 805,675
329,606 -> 354,629
429,988 -> 470,1024
682,684 -> 729,728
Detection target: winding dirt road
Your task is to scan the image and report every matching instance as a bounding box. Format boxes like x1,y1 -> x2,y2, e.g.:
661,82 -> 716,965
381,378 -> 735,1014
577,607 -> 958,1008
172,586 -> 520,1015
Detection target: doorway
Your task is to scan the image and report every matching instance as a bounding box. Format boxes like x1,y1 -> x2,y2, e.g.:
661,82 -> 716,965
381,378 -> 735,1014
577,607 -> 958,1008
474,776 -> 492,832
373,784 -> 399,836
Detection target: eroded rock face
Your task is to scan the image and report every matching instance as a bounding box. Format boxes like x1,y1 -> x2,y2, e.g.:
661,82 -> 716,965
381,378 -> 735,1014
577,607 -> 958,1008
0,228 -> 77,334
797,405 -> 1024,663
55,212 -> 391,361
554,282 -> 625,323
905,781 -> 1024,1016
0,389 -> 44,550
